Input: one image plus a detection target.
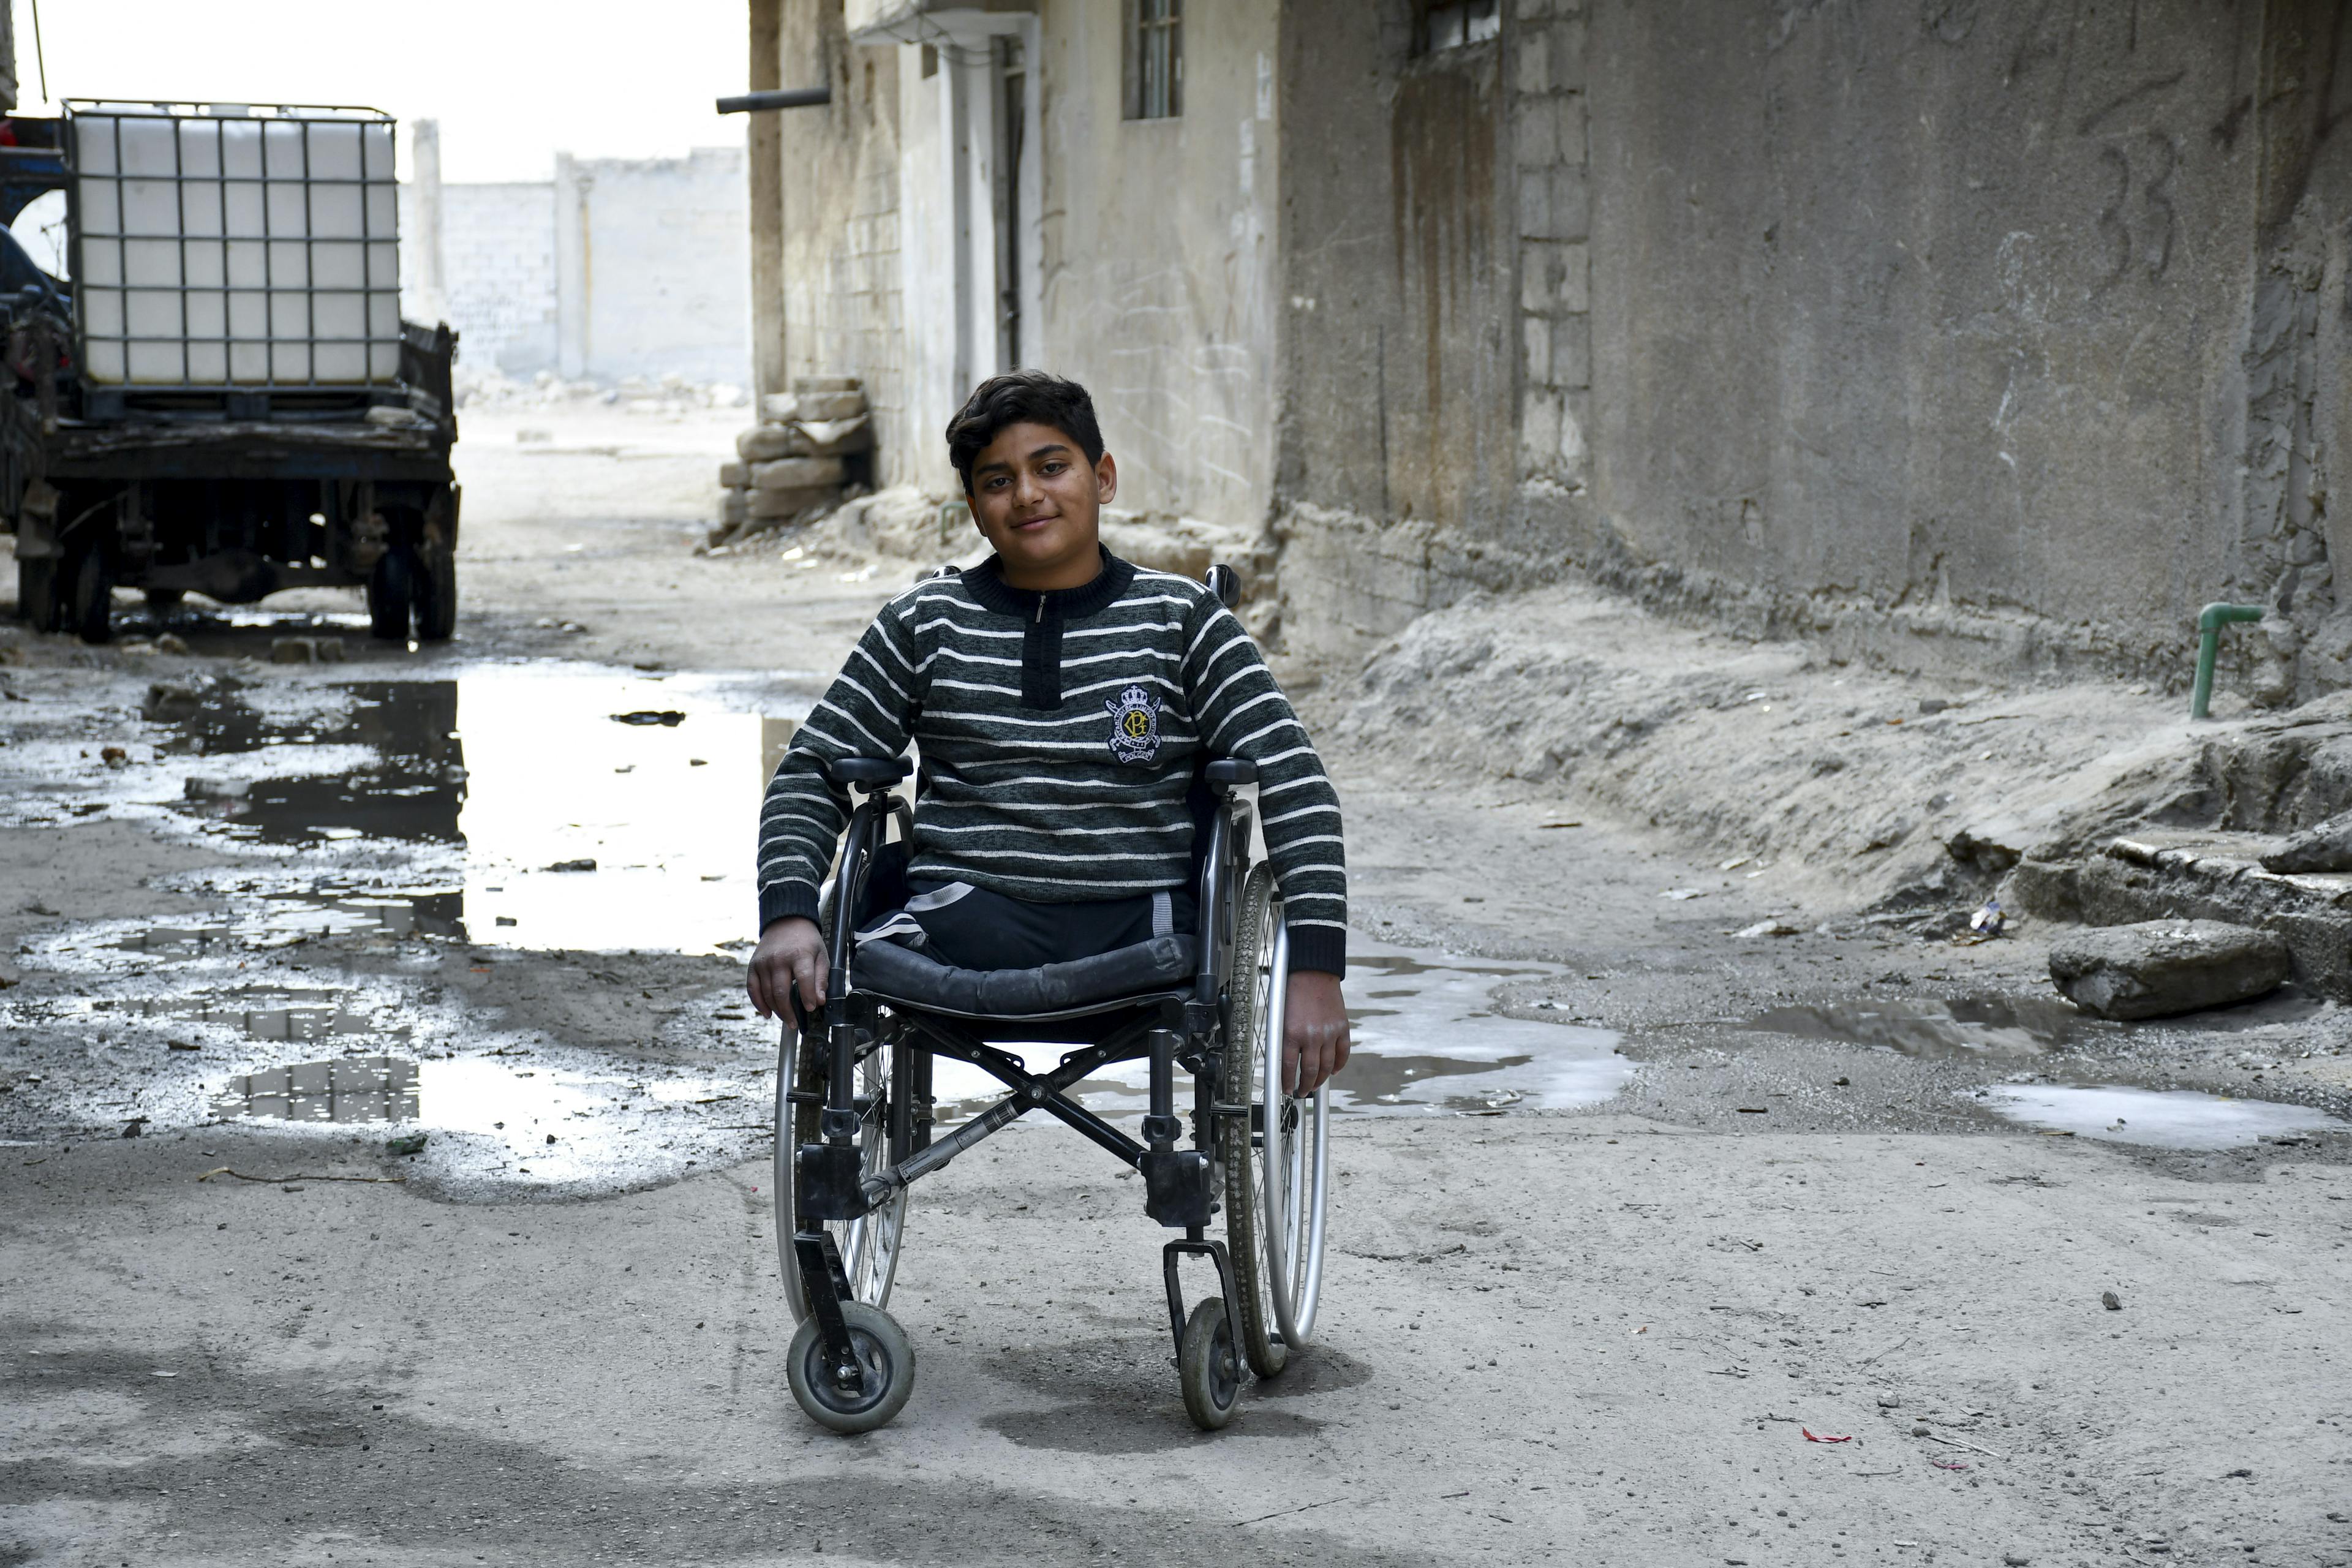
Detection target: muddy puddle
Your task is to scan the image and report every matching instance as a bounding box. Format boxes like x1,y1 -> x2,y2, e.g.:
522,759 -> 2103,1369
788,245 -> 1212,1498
92,666 -> 809,956
925,939 -> 1629,1123
195,1042 -> 766,1196
1969,1082 -> 2348,1149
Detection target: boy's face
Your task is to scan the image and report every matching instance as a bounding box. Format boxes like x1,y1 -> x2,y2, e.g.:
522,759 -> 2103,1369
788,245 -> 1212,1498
967,420 -> 1118,588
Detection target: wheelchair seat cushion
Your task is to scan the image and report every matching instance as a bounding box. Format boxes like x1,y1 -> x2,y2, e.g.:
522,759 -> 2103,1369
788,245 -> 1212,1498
852,932 -> 1196,1018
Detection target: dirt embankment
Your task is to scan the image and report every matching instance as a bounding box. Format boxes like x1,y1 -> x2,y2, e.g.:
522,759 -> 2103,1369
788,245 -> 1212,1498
1311,581 -> 2352,940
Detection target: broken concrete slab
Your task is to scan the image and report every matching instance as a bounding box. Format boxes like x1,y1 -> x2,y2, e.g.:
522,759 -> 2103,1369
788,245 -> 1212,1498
2047,919 -> 2290,1020
2260,811 -> 2352,873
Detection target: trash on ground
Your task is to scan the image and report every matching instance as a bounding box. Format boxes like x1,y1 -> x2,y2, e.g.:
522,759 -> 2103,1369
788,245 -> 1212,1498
1735,919 -> 1801,938
1958,897 -> 2005,943
611,709 -> 686,726
543,858 -> 598,873
2102,1290 -> 2122,1310
385,1133 -> 428,1157
1801,1428 -> 1852,1443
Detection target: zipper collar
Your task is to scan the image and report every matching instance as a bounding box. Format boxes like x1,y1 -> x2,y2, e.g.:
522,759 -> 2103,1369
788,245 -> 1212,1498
960,548 -> 1135,622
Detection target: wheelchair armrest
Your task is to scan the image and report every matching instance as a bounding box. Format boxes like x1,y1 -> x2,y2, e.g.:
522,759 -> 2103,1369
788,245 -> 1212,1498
1204,758 -> 1257,790
824,755 -> 911,789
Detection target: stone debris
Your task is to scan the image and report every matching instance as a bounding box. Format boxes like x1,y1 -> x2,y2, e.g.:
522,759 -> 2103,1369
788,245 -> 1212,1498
2047,919 -> 2290,1020
710,376 -> 872,548
2259,810 -> 2352,873
269,636 -> 345,665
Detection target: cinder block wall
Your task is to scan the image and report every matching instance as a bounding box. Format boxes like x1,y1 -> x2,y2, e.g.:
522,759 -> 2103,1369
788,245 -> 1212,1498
403,152 -> 748,388
400,181 -> 560,377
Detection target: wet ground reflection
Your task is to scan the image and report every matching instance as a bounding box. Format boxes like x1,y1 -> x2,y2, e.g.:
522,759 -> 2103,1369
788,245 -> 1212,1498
925,940 -> 1630,1123
141,669 -> 805,956
1970,1082 -> 2348,1148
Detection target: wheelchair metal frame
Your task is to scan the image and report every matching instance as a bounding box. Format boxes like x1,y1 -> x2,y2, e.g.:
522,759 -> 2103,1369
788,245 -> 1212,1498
780,751 -> 1314,1430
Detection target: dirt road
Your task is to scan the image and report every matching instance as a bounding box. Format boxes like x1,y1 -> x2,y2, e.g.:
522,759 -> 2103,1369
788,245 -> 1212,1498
2,408 -> 2348,1567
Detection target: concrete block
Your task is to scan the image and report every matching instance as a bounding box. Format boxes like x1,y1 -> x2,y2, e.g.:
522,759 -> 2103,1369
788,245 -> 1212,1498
2048,919 -> 2289,1020
718,461 -> 748,488
1520,387 -> 1565,476
1547,18 -> 1588,92
1553,166 -> 1589,241
1521,315 -> 1553,385
720,489 -> 749,526
1556,95 -> 1588,165
1514,96 -> 1569,169
760,393 -> 800,423
748,484 -> 836,522
752,457 -> 845,491
1517,172 -> 1553,241
1551,312 -> 1591,390
1514,30 -> 1550,96
1519,241 -> 1589,315
796,391 -> 869,421
739,425 -> 811,463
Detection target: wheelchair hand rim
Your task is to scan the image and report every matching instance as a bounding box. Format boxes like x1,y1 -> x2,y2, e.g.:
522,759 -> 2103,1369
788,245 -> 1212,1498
1257,916 -> 1328,1348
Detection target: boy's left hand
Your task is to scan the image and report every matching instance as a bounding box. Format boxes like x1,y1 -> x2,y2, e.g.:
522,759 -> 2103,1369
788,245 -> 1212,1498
1283,970 -> 1352,1096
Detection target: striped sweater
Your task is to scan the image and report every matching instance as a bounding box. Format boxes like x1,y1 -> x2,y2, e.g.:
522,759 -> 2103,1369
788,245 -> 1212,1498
756,551 -> 1348,974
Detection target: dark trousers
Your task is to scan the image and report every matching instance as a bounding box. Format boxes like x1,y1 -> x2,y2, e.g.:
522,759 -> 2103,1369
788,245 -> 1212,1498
857,878 -> 1196,970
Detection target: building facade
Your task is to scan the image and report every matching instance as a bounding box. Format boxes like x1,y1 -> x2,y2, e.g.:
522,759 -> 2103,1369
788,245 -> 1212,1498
751,0 -> 2352,696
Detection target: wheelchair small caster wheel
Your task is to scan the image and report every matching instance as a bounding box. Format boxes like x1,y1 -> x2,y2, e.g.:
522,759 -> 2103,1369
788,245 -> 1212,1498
786,1302 -> 916,1433
1178,1299 -> 1242,1431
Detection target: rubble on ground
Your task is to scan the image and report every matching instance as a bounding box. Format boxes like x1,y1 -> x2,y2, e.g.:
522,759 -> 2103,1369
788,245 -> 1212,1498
707,377 -> 873,549
455,364 -> 747,413
2048,919 -> 2290,1020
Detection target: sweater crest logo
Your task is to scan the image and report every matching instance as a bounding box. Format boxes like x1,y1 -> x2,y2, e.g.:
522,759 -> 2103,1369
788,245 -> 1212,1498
1104,685 -> 1164,765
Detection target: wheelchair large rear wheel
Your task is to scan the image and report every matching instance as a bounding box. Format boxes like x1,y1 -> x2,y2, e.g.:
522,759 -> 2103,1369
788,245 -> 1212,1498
774,1022 -> 910,1321
1220,865 -> 1331,1379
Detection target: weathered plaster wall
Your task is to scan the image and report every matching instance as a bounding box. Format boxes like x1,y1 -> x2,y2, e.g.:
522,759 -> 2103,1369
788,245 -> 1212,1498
775,2 -> 913,481
556,148 -> 751,387
400,181 -> 560,377
1276,0 -> 2352,699
1030,0 -> 1282,529
1275,0 -> 1566,656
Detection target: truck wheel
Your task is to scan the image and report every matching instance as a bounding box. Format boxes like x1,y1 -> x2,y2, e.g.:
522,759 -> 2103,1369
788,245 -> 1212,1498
66,544 -> 114,644
413,541 -> 458,641
367,549 -> 414,641
15,558 -> 58,631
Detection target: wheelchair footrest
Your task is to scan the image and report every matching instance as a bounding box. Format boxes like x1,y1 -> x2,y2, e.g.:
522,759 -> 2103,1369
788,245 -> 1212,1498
1140,1149 -> 1216,1228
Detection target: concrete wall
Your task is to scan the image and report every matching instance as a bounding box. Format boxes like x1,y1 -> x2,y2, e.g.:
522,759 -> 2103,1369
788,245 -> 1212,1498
755,0 -> 1280,517
556,149 -> 752,387
1031,0 -> 1281,527
401,181 -> 560,377
1276,0 -> 1532,647
405,149 -> 748,386
1275,0 -> 2352,699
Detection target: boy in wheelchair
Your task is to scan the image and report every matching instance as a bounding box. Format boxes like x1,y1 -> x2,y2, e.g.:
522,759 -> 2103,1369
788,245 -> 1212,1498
744,371 -> 1348,1431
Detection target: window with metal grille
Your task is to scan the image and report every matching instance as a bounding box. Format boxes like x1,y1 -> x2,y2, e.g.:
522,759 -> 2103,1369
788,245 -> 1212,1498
1419,0 -> 1499,54
1134,0 -> 1182,120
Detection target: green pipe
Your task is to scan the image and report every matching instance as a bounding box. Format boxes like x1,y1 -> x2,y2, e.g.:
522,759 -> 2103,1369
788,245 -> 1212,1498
2190,602 -> 2264,719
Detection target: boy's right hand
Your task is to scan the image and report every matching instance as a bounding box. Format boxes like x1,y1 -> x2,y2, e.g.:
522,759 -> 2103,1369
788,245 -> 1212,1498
747,916 -> 829,1022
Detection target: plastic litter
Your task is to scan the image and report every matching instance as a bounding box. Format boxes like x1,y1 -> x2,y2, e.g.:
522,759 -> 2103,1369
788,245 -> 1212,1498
1801,1428 -> 1852,1443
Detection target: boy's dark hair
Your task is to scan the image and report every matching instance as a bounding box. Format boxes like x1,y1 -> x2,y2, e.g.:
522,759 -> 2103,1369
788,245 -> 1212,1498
945,370 -> 1105,494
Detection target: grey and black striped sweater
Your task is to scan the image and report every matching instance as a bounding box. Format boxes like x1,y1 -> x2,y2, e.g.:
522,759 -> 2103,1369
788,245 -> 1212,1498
756,551 -> 1347,974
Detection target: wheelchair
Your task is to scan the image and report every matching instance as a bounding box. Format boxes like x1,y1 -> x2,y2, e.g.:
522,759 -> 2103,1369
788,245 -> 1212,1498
772,733 -> 1332,1434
